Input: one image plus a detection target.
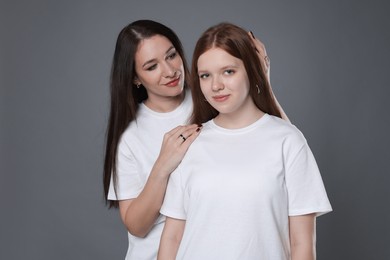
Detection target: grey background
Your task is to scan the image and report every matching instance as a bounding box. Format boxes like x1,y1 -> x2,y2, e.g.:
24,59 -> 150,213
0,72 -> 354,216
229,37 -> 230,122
1,0 -> 389,259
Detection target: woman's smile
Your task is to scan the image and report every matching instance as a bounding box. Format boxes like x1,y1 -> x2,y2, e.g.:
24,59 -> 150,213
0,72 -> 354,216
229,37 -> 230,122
165,75 -> 181,87
212,94 -> 230,102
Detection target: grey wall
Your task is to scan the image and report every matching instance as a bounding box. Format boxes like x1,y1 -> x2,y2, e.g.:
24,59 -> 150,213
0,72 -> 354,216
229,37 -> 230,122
1,0 -> 389,259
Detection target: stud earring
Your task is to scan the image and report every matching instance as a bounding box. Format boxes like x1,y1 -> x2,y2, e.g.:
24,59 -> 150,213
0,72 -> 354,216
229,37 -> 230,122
136,83 -> 141,89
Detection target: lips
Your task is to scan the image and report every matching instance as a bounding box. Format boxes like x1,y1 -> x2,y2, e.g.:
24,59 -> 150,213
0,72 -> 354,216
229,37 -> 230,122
165,76 -> 181,87
212,94 -> 230,102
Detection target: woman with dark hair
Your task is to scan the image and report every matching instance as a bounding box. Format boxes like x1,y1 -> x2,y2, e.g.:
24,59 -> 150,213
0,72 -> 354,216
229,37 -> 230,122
103,20 -> 289,259
159,23 -> 332,260
103,20 -> 200,260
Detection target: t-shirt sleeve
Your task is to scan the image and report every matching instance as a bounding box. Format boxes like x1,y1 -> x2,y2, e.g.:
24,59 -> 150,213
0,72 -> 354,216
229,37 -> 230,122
107,137 -> 143,200
160,169 -> 186,220
285,131 -> 332,217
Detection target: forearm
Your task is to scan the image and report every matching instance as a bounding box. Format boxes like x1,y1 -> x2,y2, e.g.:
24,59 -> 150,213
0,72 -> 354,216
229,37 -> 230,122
273,93 -> 290,123
158,217 -> 185,260
120,124 -> 202,237
249,34 -> 290,123
121,165 -> 170,237
291,243 -> 315,260
157,236 -> 181,260
289,214 -> 316,260
267,68 -> 290,122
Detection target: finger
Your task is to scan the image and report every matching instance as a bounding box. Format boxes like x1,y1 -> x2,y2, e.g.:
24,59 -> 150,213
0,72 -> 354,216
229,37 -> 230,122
178,126 -> 202,149
177,126 -> 202,147
170,124 -> 200,143
178,125 -> 202,141
247,32 -> 270,72
248,32 -> 267,60
249,31 -> 255,39
248,31 -> 267,53
254,40 -> 267,58
178,133 -> 187,142
165,124 -> 197,140
176,125 -> 201,142
179,124 -> 201,135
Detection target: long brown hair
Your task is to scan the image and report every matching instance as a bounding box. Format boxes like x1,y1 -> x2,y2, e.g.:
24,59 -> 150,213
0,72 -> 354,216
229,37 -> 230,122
190,23 -> 281,124
103,20 -> 190,208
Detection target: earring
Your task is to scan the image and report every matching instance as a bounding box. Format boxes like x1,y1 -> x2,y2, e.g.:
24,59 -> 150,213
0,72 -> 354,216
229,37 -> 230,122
256,84 -> 260,94
136,83 -> 141,89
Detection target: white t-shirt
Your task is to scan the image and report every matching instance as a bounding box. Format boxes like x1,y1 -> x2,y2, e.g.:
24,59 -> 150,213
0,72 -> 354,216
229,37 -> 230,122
108,91 -> 192,260
161,114 -> 332,260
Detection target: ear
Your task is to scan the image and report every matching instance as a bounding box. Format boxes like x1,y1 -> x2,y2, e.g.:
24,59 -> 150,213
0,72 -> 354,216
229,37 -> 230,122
133,76 -> 141,85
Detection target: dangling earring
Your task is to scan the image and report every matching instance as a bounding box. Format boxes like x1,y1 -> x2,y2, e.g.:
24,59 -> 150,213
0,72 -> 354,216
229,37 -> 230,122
256,84 -> 260,94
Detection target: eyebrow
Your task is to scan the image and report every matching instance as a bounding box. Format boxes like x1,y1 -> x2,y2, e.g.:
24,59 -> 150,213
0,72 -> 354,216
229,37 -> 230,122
198,64 -> 239,73
142,46 -> 176,69
221,64 -> 239,70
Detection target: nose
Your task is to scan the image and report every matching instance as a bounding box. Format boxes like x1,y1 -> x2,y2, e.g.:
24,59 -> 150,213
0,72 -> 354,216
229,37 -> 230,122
162,62 -> 176,78
211,76 -> 224,92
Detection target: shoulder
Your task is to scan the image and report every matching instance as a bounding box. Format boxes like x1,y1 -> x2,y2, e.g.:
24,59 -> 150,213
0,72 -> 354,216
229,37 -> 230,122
118,121 -> 139,150
265,115 -> 307,147
194,120 -> 217,139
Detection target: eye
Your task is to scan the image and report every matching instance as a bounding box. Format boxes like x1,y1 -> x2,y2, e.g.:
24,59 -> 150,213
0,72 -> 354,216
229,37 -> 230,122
224,69 -> 235,75
146,64 -> 157,71
167,51 -> 177,60
199,73 -> 209,79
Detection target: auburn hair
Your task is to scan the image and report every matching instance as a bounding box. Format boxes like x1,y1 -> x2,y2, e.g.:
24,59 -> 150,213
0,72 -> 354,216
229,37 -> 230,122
190,23 -> 281,124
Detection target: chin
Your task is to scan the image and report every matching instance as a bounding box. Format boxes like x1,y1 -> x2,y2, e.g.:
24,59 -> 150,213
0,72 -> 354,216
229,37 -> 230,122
169,87 -> 185,97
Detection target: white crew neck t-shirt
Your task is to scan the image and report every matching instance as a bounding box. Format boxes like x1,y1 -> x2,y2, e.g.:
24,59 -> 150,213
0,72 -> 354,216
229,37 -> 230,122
161,114 -> 332,260
108,91 -> 192,260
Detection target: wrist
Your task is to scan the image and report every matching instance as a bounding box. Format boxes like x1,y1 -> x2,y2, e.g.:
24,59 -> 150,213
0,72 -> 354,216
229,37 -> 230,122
150,162 -> 171,181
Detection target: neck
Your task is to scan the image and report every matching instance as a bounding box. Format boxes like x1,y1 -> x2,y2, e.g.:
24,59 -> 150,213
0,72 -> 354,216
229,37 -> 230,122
214,104 -> 265,129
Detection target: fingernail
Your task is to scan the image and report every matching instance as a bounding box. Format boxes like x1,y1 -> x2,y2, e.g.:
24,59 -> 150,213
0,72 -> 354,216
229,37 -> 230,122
250,31 -> 255,39
197,124 -> 203,127
196,127 -> 201,132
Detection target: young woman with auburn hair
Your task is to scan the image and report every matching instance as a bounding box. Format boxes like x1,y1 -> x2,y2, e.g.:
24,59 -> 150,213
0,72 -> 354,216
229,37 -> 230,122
158,23 -> 332,260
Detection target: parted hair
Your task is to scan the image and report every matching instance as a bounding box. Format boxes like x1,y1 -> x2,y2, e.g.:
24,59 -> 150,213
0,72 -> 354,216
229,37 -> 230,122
190,23 -> 281,124
103,20 -> 190,208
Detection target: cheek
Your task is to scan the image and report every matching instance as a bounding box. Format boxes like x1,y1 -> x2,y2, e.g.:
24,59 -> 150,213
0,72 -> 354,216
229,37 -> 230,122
199,79 -> 211,92
199,81 -> 209,95
199,82 -> 205,93
174,56 -> 184,69
232,75 -> 250,92
137,71 -> 160,86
